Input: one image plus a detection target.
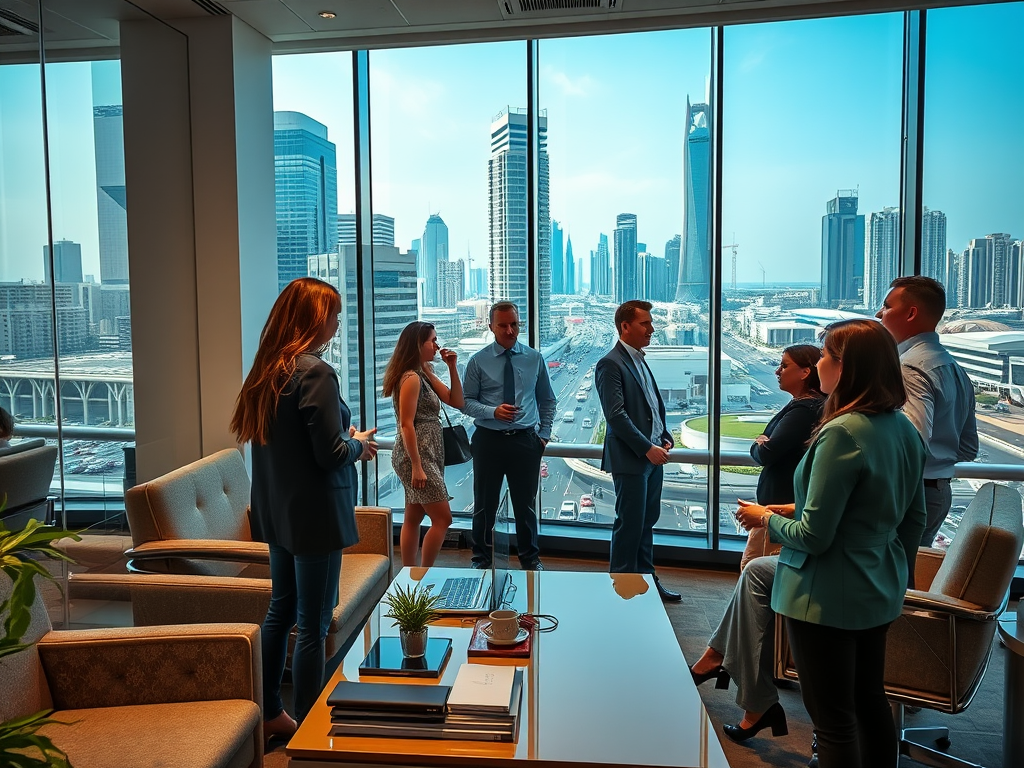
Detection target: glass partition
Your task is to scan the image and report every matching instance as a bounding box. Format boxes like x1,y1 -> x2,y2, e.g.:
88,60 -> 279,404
538,30 -> 713,535
921,1 -> 1024,549
720,14 -> 904,546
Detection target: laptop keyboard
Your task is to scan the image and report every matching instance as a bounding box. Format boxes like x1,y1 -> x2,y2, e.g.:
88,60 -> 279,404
437,577 -> 481,609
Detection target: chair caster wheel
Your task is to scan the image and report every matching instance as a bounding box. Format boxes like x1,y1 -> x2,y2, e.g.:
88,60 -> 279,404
936,737 -> 951,750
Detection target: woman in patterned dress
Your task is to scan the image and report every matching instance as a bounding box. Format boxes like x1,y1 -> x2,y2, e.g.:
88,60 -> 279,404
382,321 -> 464,567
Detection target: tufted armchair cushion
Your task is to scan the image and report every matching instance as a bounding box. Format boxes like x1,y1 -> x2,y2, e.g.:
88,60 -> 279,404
0,573 -> 263,768
126,447 -> 251,544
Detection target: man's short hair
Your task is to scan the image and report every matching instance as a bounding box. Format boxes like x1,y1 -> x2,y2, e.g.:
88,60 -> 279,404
889,276 -> 946,321
614,300 -> 653,333
489,301 -> 519,324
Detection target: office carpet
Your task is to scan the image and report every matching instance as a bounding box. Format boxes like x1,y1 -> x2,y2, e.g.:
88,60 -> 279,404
265,550 -> 1008,768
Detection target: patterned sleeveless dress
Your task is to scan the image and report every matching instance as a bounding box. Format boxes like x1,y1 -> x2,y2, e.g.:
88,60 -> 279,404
391,371 -> 448,504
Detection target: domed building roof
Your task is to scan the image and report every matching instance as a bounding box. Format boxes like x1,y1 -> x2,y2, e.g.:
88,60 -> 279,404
940,319 -> 1013,334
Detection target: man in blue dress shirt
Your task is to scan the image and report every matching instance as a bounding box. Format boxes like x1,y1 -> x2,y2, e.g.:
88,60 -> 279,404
462,301 -> 557,570
877,276 -> 979,546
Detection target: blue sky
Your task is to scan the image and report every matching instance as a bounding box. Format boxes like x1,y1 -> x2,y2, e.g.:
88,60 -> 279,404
1,5 -> 1021,287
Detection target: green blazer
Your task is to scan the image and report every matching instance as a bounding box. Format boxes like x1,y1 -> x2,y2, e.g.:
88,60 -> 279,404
768,411 -> 927,630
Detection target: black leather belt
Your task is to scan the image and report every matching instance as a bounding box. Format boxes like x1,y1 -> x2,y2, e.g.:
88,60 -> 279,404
487,427 -> 533,436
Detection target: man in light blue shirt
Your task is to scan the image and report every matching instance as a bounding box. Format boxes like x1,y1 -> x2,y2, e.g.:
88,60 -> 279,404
877,276 -> 979,546
462,301 -> 556,570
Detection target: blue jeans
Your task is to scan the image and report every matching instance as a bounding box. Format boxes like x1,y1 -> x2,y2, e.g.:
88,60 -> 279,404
263,544 -> 342,723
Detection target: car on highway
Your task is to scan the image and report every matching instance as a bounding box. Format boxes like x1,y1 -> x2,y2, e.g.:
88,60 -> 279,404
589,407 -> 597,414
578,508 -> 598,523
559,500 -> 579,521
562,410 -> 576,423
574,405 -> 582,411
582,417 -> 593,428
579,494 -> 594,507
540,461 -> 548,478
687,506 -> 707,531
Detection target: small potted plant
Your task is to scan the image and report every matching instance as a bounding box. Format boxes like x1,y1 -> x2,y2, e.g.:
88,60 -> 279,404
381,583 -> 442,658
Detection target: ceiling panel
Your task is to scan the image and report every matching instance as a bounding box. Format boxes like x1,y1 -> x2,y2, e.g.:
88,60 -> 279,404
393,0 -> 504,26
281,0 -> 409,32
222,0 -> 314,34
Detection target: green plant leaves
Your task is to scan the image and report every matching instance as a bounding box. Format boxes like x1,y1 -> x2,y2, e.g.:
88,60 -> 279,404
381,583 -> 442,632
0,710 -> 73,767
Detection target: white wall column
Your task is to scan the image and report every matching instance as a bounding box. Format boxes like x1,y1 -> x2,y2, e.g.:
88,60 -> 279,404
121,17 -> 276,483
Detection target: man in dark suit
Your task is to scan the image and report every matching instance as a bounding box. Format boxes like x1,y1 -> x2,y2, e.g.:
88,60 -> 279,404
595,300 -> 680,602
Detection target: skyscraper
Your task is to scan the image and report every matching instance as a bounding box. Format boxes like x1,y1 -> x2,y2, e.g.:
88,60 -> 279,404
678,99 -> 710,303
613,214 -> 638,302
274,111 -> 338,293
470,267 -> 487,298
592,233 -> 611,297
637,252 -> 670,302
337,213 -> 395,247
820,190 -> 865,308
421,214 -> 449,307
44,240 -> 84,284
93,105 -> 129,285
961,233 -> 1017,308
664,235 -> 681,301
564,235 -> 575,294
551,220 -> 564,295
438,259 -> 465,308
921,208 -> 947,284
487,108 -> 551,340
866,207 -> 899,311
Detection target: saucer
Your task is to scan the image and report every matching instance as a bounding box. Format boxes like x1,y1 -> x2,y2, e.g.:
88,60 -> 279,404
482,626 -> 529,646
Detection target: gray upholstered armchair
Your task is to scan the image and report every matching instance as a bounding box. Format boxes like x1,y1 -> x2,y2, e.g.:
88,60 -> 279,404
776,481 -> 1024,768
0,574 -> 263,768
0,439 -> 57,530
72,447 -> 393,659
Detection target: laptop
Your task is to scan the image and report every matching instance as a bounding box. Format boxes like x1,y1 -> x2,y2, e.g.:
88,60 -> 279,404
420,491 -> 514,615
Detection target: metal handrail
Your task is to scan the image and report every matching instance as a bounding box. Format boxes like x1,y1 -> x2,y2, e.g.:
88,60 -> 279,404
15,424 -> 1024,483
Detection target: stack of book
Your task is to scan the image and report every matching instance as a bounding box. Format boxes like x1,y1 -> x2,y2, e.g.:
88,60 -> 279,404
328,664 -> 523,742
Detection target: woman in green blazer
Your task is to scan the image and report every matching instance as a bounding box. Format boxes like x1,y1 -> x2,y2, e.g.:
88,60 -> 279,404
737,318 -> 926,768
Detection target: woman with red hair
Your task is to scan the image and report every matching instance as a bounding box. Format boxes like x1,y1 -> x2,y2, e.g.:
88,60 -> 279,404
231,277 -> 377,738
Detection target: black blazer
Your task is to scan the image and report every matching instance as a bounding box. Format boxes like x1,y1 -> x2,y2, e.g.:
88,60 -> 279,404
250,354 -> 365,555
749,396 -> 824,505
595,342 -> 673,475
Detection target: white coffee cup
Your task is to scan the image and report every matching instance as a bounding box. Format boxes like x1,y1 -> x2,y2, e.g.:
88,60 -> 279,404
487,609 -> 520,641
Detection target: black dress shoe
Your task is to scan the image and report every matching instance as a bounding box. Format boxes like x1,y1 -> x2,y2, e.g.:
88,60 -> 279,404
471,560 -> 490,570
689,664 -> 731,690
654,577 -> 682,602
722,702 -> 788,742
523,559 -> 544,571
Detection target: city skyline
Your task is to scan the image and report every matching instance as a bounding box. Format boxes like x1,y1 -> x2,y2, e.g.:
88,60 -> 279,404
0,10 -> 1021,299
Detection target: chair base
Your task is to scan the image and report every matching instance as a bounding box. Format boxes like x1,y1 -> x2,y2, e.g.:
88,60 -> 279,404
892,705 -> 984,768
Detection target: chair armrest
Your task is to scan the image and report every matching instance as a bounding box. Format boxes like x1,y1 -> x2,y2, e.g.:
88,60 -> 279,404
914,547 -> 945,591
69,573 -> 272,627
126,539 -> 270,565
903,589 -> 999,621
345,506 -> 393,561
37,623 -> 261,711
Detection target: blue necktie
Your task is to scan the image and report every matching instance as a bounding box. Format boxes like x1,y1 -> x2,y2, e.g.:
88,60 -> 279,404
503,349 -> 516,405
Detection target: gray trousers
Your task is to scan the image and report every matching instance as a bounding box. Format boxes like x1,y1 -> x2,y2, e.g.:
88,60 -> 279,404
920,479 -> 953,548
708,555 -> 780,714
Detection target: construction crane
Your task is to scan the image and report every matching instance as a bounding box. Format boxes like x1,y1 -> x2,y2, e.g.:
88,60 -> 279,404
757,261 -> 767,288
723,236 -> 739,290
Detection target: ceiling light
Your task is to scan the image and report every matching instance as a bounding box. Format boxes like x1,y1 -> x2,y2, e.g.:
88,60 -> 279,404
318,11 -> 337,19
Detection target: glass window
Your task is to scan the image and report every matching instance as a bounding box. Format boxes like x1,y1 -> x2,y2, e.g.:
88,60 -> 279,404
370,43 -> 525,517
921,2 -> 1024,551
721,15 -> 903,545
41,59 -> 134,529
540,30 -> 713,535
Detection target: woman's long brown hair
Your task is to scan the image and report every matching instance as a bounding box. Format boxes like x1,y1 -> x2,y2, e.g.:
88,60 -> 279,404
816,319 -> 906,435
230,277 -> 341,445
381,321 -> 436,397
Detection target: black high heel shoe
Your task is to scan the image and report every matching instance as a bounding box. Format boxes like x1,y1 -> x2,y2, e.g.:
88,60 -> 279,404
722,702 -> 788,742
689,664 -> 731,690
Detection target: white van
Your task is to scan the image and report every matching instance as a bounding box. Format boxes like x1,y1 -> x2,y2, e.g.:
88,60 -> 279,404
687,506 -> 707,531
562,411 -> 576,423
582,417 -> 593,428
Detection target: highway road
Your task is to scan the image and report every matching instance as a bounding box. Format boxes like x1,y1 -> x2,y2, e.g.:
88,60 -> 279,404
377,313 -> 1021,548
